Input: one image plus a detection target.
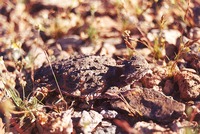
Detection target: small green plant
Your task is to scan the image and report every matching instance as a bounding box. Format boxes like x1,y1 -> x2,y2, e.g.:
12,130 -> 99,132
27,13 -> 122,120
183,126 -> 199,134
0,40 -> 48,130
122,30 -> 138,58
122,15 -> 168,60
167,0 -> 195,27
0,56 -> 39,129
167,37 -> 198,76
122,29 -> 153,59
180,0 -> 195,27
85,3 -> 99,43
86,25 -> 98,43
184,103 -> 200,134
151,15 -> 167,60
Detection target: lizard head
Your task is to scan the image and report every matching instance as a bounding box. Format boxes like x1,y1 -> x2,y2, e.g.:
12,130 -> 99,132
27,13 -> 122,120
120,55 -> 152,85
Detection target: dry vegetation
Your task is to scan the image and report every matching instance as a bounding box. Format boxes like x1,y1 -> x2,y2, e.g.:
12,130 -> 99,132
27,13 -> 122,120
0,0 -> 200,133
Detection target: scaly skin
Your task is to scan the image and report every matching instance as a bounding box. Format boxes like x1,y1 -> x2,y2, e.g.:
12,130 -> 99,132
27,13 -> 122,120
34,55 -> 151,100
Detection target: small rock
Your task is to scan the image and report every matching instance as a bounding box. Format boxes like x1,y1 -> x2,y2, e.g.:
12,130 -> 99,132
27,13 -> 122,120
165,43 -> 177,60
100,110 -> 118,119
99,43 -> 116,56
57,35 -> 83,50
29,46 -> 47,68
170,120 -> 196,133
79,110 -> 103,133
174,70 -> 200,100
147,29 -> 181,45
101,121 -> 112,127
163,79 -> 174,95
141,65 -> 167,88
40,110 -> 73,134
185,101 -> 200,122
111,88 -> 185,123
134,121 -> 173,134
183,42 -> 200,72
94,125 -> 117,134
189,27 -> 200,39
141,73 -> 161,88
193,7 -> 200,27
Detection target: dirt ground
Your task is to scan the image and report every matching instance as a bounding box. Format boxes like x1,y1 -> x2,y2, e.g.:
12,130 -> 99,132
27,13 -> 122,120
0,0 -> 200,133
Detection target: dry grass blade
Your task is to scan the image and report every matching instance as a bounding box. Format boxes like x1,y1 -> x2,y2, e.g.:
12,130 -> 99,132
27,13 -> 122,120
43,50 -> 67,105
118,92 -> 142,116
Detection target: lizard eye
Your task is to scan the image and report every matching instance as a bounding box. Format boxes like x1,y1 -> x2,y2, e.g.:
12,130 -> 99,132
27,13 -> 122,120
135,65 -> 141,69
